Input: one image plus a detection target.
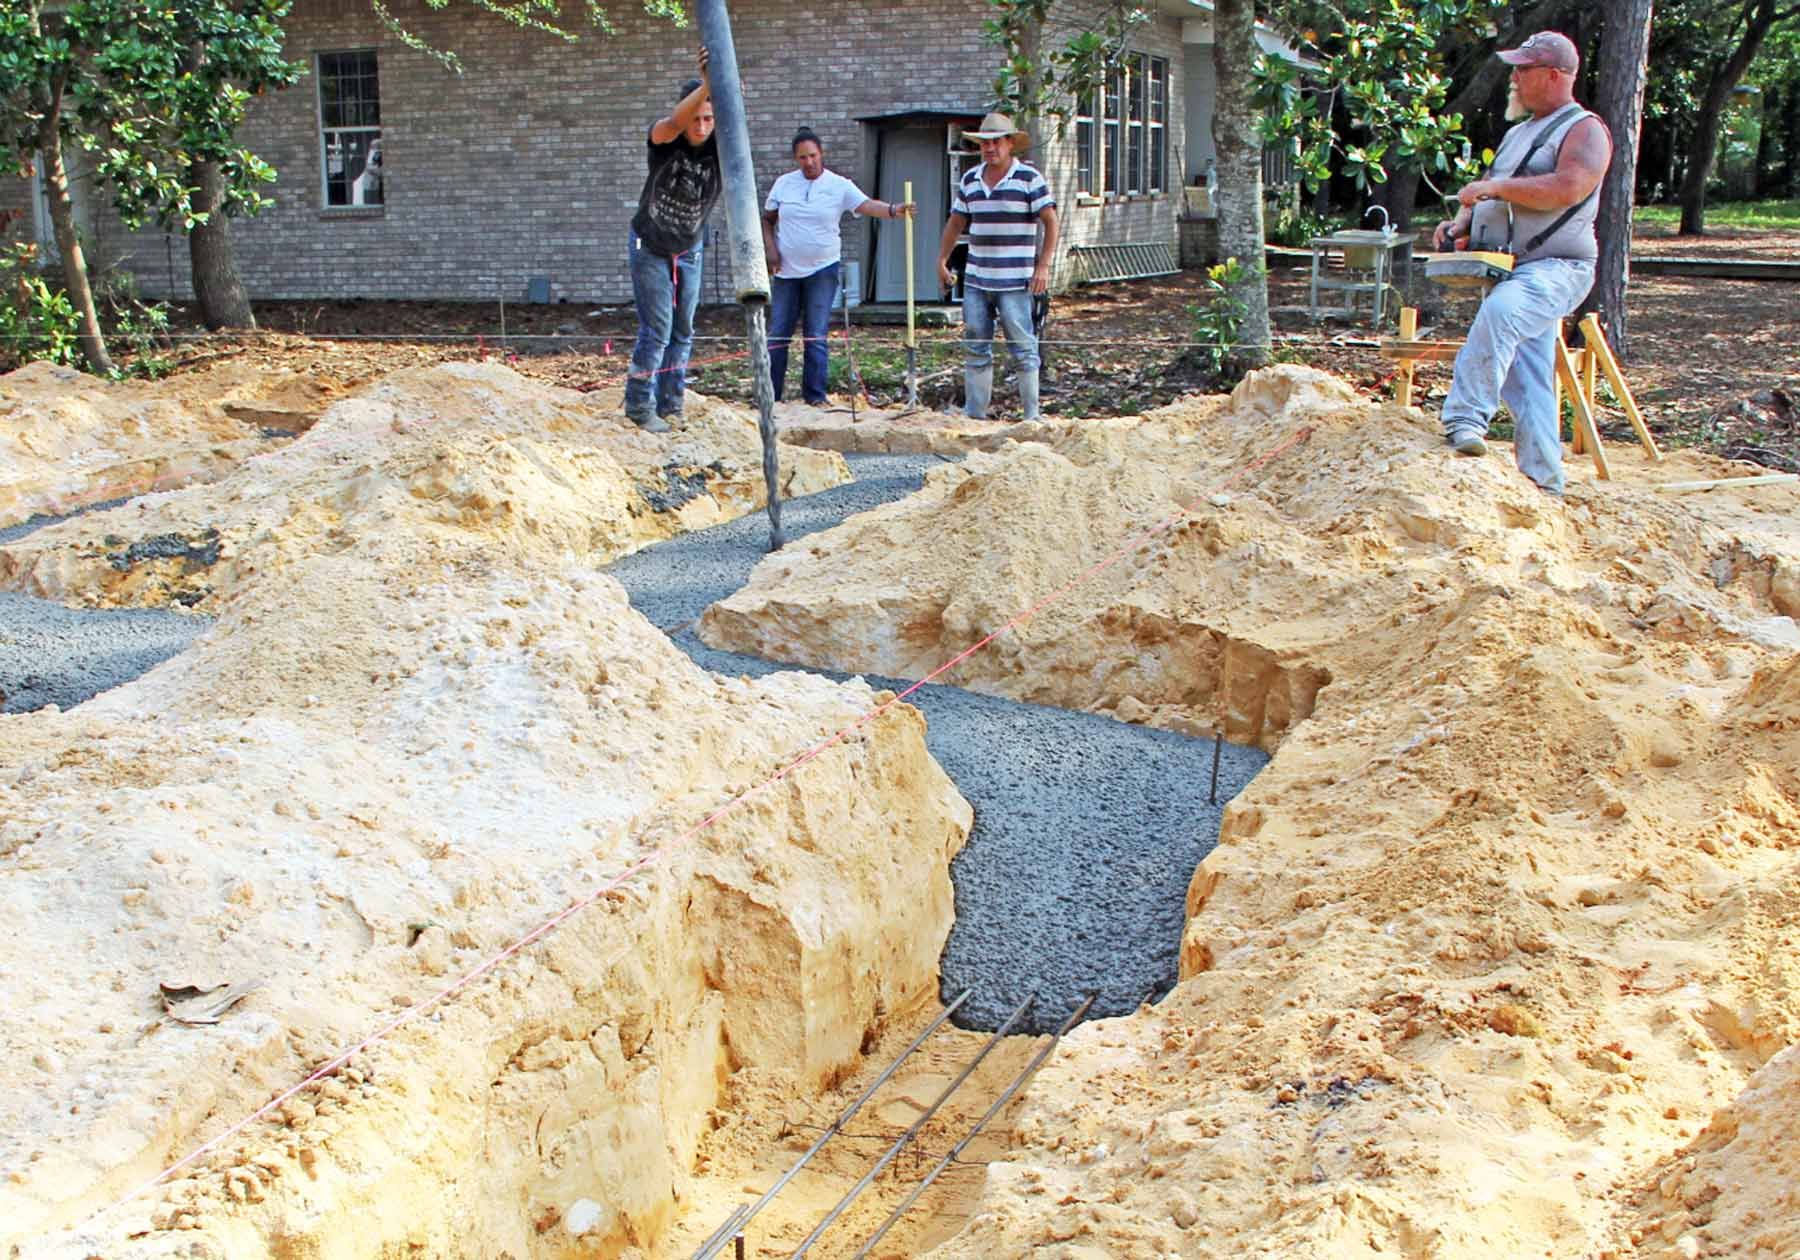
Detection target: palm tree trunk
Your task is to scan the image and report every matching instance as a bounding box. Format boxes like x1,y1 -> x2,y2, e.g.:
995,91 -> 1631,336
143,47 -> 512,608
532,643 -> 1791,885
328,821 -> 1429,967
1211,0 -> 1269,364
1577,0 -> 1654,361
189,160 -> 255,329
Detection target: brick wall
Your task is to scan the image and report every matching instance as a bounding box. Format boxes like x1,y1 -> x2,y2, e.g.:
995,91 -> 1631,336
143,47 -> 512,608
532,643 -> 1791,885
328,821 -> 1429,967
73,0 -> 1188,305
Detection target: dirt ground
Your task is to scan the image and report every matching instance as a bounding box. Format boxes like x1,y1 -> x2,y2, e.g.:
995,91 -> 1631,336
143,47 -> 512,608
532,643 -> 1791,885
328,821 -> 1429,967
143,220 -> 1800,472
6,276 -> 1800,1257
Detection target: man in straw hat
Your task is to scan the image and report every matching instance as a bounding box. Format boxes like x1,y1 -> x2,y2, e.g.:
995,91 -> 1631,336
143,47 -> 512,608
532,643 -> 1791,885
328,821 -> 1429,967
937,112 -> 1060,423
1431,30 -> 1611,495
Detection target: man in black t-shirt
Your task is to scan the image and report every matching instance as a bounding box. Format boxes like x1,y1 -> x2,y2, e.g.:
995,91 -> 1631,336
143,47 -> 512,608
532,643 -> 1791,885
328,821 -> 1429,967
624,49 -> 722,433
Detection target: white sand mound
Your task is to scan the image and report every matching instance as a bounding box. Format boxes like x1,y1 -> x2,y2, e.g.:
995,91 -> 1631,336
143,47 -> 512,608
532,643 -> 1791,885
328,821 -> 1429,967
0,364 -> 964,1259
0,359 -> 352,526
701,364 -> 1800,1257
0,362 -> 846,609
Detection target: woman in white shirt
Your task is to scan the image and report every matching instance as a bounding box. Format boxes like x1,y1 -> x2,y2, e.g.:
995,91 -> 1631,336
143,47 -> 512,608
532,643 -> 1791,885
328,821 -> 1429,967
761,127 -> 913,405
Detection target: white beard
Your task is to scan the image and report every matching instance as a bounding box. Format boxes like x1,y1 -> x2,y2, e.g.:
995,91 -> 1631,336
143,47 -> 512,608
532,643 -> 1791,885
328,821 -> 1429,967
1505,85 -> 1528,122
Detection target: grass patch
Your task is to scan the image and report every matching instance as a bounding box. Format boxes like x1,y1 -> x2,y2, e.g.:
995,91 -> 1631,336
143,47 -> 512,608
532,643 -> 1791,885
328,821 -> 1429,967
1636,199 -> 1800,230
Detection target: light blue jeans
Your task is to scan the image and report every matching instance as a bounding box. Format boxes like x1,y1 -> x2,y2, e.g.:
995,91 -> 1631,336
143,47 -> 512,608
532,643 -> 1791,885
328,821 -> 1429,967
625,229 -> 704,422
963,286 -> 1040,421
1442,257 -> 1595,494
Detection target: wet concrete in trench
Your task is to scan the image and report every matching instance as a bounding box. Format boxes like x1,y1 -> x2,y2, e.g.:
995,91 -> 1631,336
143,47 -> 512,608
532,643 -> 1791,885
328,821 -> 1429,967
606,454 -> 1267,1033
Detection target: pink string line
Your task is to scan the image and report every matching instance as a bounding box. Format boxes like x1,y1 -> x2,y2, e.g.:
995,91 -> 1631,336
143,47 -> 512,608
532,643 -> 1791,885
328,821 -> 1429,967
95,419 -> 1316,1224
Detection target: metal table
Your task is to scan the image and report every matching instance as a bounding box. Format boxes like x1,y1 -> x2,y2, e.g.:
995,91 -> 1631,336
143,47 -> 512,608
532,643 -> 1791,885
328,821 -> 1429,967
1307,230 -> 1410,327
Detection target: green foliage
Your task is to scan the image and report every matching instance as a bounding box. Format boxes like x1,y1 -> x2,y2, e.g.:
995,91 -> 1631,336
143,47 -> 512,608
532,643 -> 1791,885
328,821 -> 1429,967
0,1 -> 302,232
98,272 -> 173,379
0,242 -> 173,376
0,240 -> 79,370
1256,0 -> 1504,199
1187,256 -> 1259,381
1266,202 -> 1333,247
1636,197 -> 1800,227
391,1 -> 688,71
984,0 -> 1149,131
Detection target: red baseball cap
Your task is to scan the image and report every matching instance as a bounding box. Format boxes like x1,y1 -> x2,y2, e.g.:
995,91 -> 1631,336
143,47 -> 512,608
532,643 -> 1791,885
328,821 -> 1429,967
1497,31 -> 1579,73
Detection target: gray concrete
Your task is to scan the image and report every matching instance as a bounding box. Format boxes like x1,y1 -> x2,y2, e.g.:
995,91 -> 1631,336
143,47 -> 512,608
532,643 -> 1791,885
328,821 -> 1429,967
0,591 -> 208,715
608,454 -> 1267,1033
0,503 -> 210,715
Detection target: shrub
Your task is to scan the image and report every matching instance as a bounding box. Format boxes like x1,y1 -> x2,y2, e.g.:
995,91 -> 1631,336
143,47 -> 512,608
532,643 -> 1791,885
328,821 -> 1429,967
0,241 -> 81,371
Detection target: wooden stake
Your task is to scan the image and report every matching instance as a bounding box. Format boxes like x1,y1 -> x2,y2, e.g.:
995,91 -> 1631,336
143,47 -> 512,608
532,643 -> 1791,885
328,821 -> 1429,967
1579,313 -> 1663,461
1558,348 -> 1571,452
1553,333 -> 1610,479
1396,306 -> 1418,406
1656,473 -> 1798,494
1581,344 -> 1598,414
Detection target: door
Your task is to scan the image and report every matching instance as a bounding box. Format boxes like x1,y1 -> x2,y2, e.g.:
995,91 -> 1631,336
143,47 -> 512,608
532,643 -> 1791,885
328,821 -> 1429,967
873,123 -> 950,303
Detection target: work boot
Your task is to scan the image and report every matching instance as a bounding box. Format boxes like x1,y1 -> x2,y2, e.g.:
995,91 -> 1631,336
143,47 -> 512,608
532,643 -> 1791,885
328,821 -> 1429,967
1018,367 -> 1041,423
964,364 -> 994,421
1448,428 -> 1487,456
632,412 -> 670,434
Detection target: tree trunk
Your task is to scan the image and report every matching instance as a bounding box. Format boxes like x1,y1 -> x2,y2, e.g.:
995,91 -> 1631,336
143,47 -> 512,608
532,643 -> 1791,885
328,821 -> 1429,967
38,104 -> 112,375
188,160 -> 255,329
1371,163 -> 1421,232
1784,77 -> 1800,195
1678,0 -> 1782,235
1577,0 -> 1654,361
1211,0 -> 1269,363
1752,82 -> 1777,196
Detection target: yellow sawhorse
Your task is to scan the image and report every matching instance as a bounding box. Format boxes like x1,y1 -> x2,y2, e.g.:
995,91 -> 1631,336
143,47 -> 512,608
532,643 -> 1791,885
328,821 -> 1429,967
1383,306 -> 1663,481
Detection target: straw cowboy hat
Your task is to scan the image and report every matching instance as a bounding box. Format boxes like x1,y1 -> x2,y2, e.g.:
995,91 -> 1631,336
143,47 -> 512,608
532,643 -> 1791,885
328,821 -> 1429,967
963,112 -> 1032,152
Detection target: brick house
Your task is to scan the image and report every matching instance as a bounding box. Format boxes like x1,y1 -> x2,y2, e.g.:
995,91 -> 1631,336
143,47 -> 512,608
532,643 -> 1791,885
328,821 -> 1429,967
3,0 -> 1298,306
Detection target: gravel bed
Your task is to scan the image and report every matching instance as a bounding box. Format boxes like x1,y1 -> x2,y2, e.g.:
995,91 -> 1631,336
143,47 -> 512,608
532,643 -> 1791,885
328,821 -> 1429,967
608,454 -> 1267,1033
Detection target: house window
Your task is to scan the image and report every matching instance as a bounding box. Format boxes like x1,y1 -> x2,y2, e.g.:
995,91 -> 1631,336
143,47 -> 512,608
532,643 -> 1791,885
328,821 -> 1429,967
1086,53 -> 1169,198
1094,67 -> 1108,197
1126,61 -> 1146,194
1075,98 -> 1096,194
1149,58 -> 1168,194
318,50 -> 382,208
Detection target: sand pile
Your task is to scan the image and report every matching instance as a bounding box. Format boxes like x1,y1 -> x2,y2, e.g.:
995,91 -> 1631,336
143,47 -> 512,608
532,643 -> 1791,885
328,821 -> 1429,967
0,361 -> 848,608
0,359 -> 350,525
771,397 -> 1046,455
0,367 -> 969,1259
701,366 -> 1800,1257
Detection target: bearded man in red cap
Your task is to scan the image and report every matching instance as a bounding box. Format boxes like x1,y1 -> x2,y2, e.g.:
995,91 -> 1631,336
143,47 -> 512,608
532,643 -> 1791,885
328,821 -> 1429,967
1432,31 -> 1612,495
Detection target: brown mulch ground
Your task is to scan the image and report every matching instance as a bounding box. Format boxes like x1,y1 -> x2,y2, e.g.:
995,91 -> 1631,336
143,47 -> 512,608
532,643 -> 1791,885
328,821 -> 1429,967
144,220 -> 1800,472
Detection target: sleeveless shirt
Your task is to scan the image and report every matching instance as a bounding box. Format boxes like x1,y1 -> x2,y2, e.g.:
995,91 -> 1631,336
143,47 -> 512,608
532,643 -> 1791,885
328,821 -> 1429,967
1470,103 -> 1599,264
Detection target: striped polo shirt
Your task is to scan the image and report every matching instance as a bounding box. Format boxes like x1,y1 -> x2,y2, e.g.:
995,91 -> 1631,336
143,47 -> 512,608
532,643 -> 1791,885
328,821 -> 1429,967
953,159 -> 1055,291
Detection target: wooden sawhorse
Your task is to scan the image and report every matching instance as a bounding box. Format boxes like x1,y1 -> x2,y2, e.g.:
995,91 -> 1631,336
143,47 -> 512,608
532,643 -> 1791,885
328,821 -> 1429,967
1382,306 -> 1663,480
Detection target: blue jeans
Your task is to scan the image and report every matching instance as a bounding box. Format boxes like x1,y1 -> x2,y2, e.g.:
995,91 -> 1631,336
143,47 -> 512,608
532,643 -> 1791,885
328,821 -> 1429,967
769,262 -> 839,404
963,286 -> 1040,420
1442,257 -> 1595,494
625,230 -> 704,421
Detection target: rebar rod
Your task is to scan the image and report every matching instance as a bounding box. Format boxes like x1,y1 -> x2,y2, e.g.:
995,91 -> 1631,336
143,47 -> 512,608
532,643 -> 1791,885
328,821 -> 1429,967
849,993 -> 1097,1259
690,989 -> 972,1260
790,991 -> 1035,1258
690,1204 -> 752,1260
1210,726 -> 1223,805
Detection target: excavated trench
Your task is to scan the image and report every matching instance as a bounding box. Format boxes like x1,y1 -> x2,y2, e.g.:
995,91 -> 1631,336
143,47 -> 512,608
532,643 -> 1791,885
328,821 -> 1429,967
605,453 -> 1270,1032
0,387 -> 1291,1260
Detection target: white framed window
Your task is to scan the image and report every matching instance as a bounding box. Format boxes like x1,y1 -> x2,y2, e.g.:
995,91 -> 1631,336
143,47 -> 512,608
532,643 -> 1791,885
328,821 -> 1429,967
1149,58 -> 1168,194
1075,97 -> 1096,194
1085,53 -> 1170,197
318,49 -> 382,209
1102,68 -> 1122,197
